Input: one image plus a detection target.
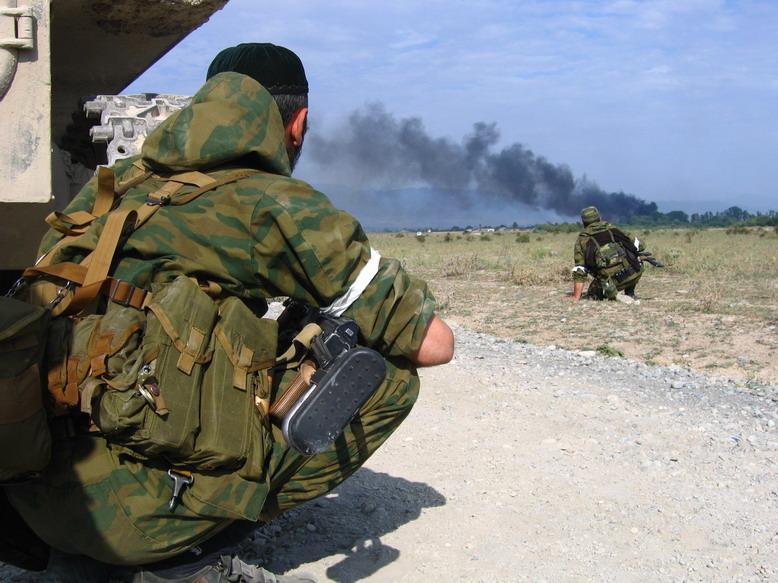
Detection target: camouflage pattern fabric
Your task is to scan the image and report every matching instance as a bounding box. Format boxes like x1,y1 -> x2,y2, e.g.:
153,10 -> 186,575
6,72 -> 436,565
572,220 -> 645,298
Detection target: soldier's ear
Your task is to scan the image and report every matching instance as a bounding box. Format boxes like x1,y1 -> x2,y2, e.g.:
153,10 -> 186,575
286,107 -> 308,148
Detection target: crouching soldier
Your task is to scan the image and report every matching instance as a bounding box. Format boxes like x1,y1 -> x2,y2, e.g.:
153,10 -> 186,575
571,206 -> 646,301
0,43 -> 454,582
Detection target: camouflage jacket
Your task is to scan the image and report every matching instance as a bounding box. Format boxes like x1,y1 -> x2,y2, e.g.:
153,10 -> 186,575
5,73 -> 436,565
572,220 -> 645,283
39,72 -> 436,357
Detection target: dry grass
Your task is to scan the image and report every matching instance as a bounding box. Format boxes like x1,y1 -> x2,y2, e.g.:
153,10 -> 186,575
370,228 -> 778,383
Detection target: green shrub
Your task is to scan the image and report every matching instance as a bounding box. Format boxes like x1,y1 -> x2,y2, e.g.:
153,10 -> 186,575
596,344 -> 624,358
515,233 -> 530,243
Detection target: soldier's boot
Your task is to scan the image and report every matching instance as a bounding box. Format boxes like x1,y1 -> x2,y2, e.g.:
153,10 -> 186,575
129,554 -> 316,583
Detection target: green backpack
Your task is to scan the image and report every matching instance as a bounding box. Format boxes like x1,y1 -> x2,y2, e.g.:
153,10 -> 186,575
584,227 -> 641,279
0,165 -> 275,482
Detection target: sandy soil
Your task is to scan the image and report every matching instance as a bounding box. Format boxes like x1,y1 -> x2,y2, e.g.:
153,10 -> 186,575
3,326 -> 777,582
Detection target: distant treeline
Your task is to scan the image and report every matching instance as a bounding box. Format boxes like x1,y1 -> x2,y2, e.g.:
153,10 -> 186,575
631,206 -> 778,227
532,206 -> 778,232
404,206 -> 778,233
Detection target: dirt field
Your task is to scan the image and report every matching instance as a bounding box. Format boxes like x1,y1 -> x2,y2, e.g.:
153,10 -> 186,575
371,227 -> 778,384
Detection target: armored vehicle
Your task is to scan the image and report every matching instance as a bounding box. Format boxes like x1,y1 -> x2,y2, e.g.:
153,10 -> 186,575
0,0 -> 227,281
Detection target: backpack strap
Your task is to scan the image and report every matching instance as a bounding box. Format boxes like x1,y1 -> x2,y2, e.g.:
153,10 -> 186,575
23,209 -> 139,312
37,165 -> 152,268
26,167 -> 260,315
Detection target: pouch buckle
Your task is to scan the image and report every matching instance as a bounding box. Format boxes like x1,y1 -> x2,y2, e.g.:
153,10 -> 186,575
108,279 -> 136,307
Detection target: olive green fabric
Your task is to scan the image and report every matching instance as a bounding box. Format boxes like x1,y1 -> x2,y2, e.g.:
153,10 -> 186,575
0,296 -> 51,482
572,220 -> 645,298
78,276 -> 277,475
7,72 -> 436,565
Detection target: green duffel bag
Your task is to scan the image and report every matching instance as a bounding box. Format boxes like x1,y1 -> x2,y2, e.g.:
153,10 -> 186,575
0,295 -> 52,483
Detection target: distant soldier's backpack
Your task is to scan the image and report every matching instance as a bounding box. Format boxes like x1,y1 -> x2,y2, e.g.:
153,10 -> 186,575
583,226 -> 642,280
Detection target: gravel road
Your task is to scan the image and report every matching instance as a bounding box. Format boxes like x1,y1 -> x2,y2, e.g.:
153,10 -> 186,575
3,324 -> 777,582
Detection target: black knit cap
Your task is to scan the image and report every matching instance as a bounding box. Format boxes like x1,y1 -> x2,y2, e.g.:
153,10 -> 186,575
207,43 -> 308,95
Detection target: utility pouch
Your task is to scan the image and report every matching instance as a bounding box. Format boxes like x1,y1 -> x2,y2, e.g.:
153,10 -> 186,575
597,241 -> 625,269
91,276 -> 217,462
189,295 -> 277,475
87,275 -> 276,474
0,296 -> 52,483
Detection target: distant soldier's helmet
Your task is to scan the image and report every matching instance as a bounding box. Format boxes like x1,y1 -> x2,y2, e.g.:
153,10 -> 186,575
580,206 -> 601,225
207,43 -> 308,95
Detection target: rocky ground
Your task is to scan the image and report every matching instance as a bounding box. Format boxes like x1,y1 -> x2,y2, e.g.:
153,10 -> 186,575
3,324 -> 777,582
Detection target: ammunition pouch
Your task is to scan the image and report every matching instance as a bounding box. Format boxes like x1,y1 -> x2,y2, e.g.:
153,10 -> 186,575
55,276 -> 277,475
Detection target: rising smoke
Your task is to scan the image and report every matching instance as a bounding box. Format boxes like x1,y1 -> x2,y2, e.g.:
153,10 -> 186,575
307,103 -> 657,223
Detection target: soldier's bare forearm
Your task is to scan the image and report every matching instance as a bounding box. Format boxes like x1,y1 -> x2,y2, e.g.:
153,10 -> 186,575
571,281 -> 584,301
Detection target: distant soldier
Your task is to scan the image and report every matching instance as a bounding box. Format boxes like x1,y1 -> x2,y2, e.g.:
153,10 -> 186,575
571,206 -> 646,301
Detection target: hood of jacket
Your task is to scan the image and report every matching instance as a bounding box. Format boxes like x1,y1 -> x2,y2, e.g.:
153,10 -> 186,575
142,72 -> 291,176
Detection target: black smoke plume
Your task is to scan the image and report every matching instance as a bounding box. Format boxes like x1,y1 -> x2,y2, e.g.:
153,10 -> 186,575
307,103 -> 657,222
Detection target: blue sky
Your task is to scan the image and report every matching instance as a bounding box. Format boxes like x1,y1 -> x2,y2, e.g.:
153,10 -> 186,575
127,0 -> 778,214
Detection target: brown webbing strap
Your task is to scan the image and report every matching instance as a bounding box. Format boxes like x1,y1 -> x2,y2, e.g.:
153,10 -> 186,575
116,163 -> 153,195
92,166 -> 117,217
145,180 -> 184,205
44,210 -> 97,236
168,169 -> 258,206
28,168 -> 258,312
168,171 -> 217,188
67,209 -> 137,313
82,208 -> 137,288
22,262 -> 88,283
104,279 -> 150,309
43,167 -> 116,237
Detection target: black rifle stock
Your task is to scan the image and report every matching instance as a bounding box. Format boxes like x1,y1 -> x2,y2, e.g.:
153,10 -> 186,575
639,251 -> 665,268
